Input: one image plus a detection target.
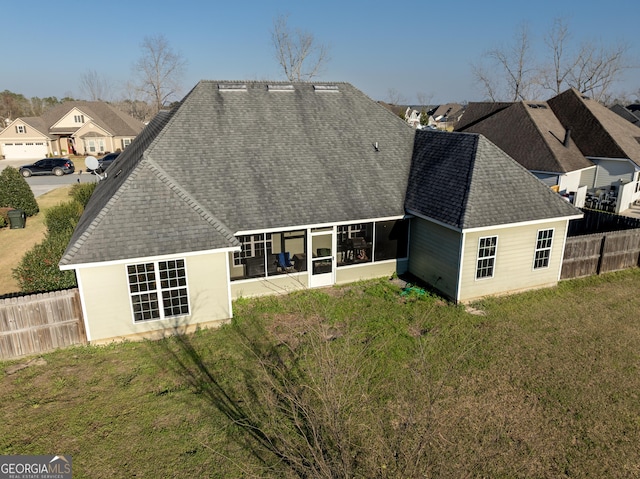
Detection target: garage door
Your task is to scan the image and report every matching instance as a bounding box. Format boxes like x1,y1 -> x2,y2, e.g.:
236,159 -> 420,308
2,142 -> 48,160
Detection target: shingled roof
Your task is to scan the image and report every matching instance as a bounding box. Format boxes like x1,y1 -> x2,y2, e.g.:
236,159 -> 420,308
455,102 -> 512,131
41,101 -> 144,136
61,81 -> 415,267
405,130 -> 582,230
548,88 -> 640,165
610,104 -> 640,127
458,101 -> 592,173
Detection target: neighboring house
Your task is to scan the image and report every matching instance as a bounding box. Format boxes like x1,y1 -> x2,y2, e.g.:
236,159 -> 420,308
610,104 -> 640,127
0,101 -> 144,160
457,89 -> 640,212
405,107 -> 421,128
59,81 -> 582,344
428,103 -> 465,131
548,89 -> 640,198
457,100 -> 596,203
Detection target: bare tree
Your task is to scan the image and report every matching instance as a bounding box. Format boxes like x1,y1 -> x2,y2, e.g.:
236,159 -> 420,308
271,14 -> 329,81
539,18 -> 631,102
132,34 -> 187,114
474,19 -> 633,103
79,69 -> 112,101
386,88 -> 406,105
569,41 -> 630,103
539,18 -> 575,96
472,24 -> 539,102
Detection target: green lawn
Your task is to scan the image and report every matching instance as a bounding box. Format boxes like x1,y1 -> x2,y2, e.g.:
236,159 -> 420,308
2,272 -> 640,478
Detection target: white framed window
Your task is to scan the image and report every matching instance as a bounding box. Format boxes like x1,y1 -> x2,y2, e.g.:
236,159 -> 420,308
476,236 -> 497,279
74,114 -> 85,123
15,125 -> 26,133
533,229 -> 554,269
86,139 -> 105,153
122,138 -> 132,148
233,234 -> 272,266
127,259 -> 189,322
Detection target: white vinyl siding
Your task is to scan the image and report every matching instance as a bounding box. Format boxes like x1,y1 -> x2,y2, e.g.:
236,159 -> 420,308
458,220 -> 570,303
592,159 -> 635,189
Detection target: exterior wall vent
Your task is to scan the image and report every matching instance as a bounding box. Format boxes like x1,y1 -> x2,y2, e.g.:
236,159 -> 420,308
218,84 -> 247,91
268,84 -> 295,92
313,84 -> 339,92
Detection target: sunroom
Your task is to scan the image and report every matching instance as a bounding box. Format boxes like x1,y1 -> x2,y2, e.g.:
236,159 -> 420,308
228,218 -> 410,296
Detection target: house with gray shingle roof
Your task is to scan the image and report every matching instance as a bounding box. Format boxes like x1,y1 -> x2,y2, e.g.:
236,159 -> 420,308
406,130 -> 582,302
0,101 -> 144,160
59,81 -> 583,343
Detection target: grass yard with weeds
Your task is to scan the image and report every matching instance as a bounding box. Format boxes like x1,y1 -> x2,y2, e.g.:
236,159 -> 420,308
2,272 -> 640,477
0,186 -> 75,295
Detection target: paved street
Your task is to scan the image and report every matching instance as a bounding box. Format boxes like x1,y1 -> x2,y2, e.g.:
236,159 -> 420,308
0,159 -> 97,197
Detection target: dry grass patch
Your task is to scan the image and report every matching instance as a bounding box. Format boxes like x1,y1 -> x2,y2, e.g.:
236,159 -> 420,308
2,273 -> 640,477
0,186 -> 74,295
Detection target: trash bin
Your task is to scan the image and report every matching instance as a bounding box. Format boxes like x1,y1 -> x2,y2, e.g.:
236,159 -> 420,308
7,209 -> 26,229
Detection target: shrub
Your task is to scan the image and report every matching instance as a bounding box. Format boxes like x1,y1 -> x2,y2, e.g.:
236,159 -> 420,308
69,181 -> 97,208
14,195 -> 89,293
0,166 -> 39,216
45,201 -> 83,236
0,207 -> 10,228
12,232 -> 77,293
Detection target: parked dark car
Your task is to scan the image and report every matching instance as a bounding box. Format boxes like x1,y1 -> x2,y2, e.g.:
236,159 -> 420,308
19,158 -> 75,177
87,152 -> 119,174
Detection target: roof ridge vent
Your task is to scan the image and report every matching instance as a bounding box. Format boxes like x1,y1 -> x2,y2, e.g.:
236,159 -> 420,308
268,84 -> 295,92
218,83 -> 247,91
313,84 -> 339,92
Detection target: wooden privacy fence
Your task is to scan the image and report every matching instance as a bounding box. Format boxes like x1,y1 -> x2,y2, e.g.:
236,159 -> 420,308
0,289 -> 86,361
561,229 -> 640,280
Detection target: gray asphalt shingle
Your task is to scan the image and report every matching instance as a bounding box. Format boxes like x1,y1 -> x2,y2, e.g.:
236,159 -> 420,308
405,130 -> 582,230
61,81 -> 416,266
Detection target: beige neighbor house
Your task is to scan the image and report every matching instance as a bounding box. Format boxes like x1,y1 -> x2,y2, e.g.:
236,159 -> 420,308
0,101 -> 144,160
59,81 -> 582,344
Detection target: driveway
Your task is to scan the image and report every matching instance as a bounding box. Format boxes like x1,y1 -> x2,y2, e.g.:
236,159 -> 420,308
0,158 -> 97,197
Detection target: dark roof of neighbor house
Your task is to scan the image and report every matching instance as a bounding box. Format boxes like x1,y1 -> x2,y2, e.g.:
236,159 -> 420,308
61,81 -> 416,267
547,88 -> 640,165
458,101 -> 593,174
454,102 -> 512,131
405,130 -> 582,230
610,104 -> 640,126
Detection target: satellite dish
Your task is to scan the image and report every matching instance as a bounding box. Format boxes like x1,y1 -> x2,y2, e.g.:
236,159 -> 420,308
85,156 -> 99,171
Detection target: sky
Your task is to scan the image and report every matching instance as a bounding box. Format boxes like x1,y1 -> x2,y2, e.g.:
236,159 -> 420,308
3,0 -> 638,105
